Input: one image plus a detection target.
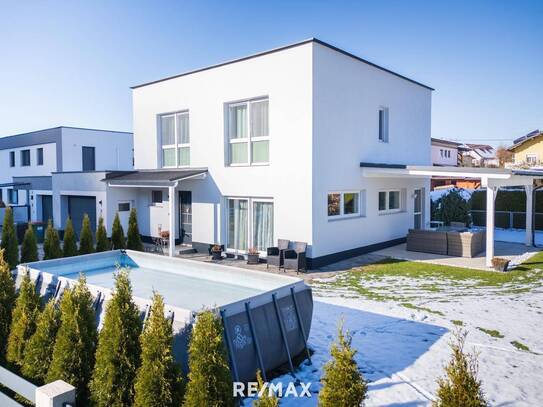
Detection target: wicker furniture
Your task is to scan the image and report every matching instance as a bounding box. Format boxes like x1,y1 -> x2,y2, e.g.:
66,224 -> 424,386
267,239 -> 290,269
446,230 -> 485,257
406,229 -> 448,255
406,229 -> 485,258
283,241 -> 307,273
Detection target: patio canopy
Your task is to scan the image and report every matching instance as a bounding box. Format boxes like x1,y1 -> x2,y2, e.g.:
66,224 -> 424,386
360,163 -> 543,267
103,168 -> 208,187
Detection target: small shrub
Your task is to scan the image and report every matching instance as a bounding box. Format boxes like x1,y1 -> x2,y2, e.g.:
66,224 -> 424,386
21,299 -> 60,383
0,249 -> 16,362
253,369 -> 279,407
79,214 -> 94,255
0,207 -> 19,269
184,310 -> 233,407
433,330 -> 487,407
20,223 -> 38,263
127,208 -> 144,251
43,220 -> 62,260
6,271 -> 41,367
111,213 -> 126,250
134,292 -> 183,407
47,275 -> 97,405
95,216 -> 110,252
319,320 -> 367,407
62,218 -> 78,257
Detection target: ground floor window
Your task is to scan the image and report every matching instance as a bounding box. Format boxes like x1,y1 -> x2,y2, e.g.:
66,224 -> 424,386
378,190 -> 402,213
9,189 -> 18,205
327,191 -> 363,219
227,198 -> 273,253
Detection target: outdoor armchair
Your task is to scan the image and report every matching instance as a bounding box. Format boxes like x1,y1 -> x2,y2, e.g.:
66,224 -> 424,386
266,239 -> 290,269
283,241 -> 307,273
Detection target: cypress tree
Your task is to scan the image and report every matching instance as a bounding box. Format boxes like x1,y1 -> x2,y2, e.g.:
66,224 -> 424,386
134,292 -> 182,407
6,272 -> 41,367
184,310 -> 233,407
253,369 -> 279,407
43,220 -> 62,260
433,330 -> 487,407
90,269 -> 142,406
47,275 -> 97,405
20,223 -> 38,264
319,320 -> 367,407
0,249 -> 16,362
127,208 -> 144,251
111,212 -> 125,250
62,217 -> 78,258
21,299 -> 60,383
79,213 -> 94,255
0,206 -> 19,270
95,216 -> 110,252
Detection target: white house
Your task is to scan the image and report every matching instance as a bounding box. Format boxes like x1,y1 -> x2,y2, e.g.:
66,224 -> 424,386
431,138 -> 461,166
57,38 -> 431,267
0,126 -> 133,234
461,143 -> 498,167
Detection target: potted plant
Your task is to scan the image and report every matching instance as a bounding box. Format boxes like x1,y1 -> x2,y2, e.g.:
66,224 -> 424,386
211,244 -> 223,261
247,247 -> 260,265
491,257 -> 510,272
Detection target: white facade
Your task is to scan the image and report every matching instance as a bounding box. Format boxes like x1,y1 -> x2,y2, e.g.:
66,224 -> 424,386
114,39 -> 433,266
431,139 -> 459,166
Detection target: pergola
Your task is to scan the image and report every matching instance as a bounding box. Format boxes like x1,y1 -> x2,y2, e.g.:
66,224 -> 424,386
360,164 -> 543,267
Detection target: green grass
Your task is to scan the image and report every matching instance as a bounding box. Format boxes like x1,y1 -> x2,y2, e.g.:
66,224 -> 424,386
510,340 -> 530,352
401,303 -> 445,316
477,327 -> 504,338
451,320 -> 464,326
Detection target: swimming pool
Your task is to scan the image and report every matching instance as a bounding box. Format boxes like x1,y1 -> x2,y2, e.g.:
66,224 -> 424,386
19,250 -> 313,382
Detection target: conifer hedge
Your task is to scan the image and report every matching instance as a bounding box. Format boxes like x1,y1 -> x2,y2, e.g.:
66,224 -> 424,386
95,216 -> 110,252
79,214 -> 94,255
127,208 -> 144,251
0,249 -> 16,362
43,220 -> 62,260
20,223 -> 38,264
62,218 -> 78,258
111,213 -> 126,250
0,206 -> 19,269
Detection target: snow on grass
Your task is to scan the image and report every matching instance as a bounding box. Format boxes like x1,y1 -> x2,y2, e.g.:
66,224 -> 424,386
256,256 -> 543,406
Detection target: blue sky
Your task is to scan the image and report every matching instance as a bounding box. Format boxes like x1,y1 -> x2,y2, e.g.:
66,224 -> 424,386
0,0 -> 541,146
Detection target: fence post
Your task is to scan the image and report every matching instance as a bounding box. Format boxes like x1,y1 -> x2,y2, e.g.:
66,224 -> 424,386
35,380 -> 76,407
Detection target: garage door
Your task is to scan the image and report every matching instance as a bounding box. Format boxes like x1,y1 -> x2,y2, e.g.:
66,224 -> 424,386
68,196 -> 96,238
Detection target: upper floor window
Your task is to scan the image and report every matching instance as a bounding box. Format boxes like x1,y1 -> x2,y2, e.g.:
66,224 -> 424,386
21,149 -> 30,166
82,146 -> 96,171
159,111 -> 190,168
378,107 -> 389,142
227,98 -> 269,165
37,148 -> 44,166
9,151 -> 15,167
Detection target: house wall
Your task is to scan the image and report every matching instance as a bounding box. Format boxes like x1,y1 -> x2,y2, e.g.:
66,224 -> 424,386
132,43 -> 314,250
311,42 -> 432,261
431,143 -> 458,166
511,136 -> 543,166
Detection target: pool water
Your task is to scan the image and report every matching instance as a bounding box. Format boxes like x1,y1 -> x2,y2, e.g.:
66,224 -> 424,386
63,265 -> 262,310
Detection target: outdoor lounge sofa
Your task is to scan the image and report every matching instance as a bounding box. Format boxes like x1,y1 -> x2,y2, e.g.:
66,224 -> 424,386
267,239 -> 290,269
406,229 -> 486,258
406,229 -> 448,255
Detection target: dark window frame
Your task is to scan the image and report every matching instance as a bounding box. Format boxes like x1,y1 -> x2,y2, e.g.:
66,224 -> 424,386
9,151 -> 15,167
82,146 -> 96,171
151,190 -> 163,204
37,148 -> 44,166
20,149 -> 31,166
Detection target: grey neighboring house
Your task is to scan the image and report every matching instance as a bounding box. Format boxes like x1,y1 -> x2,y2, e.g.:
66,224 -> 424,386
0,126 -> 133,236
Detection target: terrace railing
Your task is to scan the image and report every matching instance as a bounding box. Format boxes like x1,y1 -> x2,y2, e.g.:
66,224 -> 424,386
0,365 -> 75,407
470,210 -> 543,230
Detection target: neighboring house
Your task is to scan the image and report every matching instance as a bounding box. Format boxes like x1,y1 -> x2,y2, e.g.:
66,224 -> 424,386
0,126 -> 133,234
508,130 -> 543,167
55,38 -> 432,267
431,138 -> 461,166
460,144 -> 498,167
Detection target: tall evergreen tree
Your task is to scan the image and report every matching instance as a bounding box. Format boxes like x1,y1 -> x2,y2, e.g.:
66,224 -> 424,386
62,217 -> 78,258
47,275 -> 97,405
319,320 -> 367,407
127,208 -> 144,251
21,299 -> 60,383
111,213 -> 125,250
184,310 -> 233,407
0,249 -> 16,362
91,269 -> 142,406
43,220 -> 62,260
95,216 -> 110,252
0,206 -> 19,269
134,292 -> 182,407
79,214 -> 94,255
6,272 -> 41,367
253,369 -> 279,407
20,223 -> 38,264
433,330 -> 487,407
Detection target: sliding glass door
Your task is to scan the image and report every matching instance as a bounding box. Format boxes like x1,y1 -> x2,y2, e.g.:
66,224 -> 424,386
227,198 -> 273,253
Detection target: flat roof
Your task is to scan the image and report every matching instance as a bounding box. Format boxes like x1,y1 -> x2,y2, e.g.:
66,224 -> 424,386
0,126 -> 132,144
104,168 -> 208,187
431,138 -> 462,147
131,38 -> 434,91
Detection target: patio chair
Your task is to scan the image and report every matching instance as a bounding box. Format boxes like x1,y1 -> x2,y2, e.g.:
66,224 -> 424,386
266,239 -> 289,270
283,241 -> 307,274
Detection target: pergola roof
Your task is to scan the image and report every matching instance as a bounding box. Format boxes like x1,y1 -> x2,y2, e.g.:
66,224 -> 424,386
104,168 -> 208,187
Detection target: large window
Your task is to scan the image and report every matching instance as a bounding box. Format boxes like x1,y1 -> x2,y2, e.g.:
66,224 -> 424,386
160,111 -> 190,167
21,149 -> 30,166
327,191 -> 363,219
227,198 -> 273,253
378,107 -> 389,142
9,151 -> 15,167
227,98 -> 269,165
378,190 -> 401,213
37,148 -> 44,166
9,189 -> 18,205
